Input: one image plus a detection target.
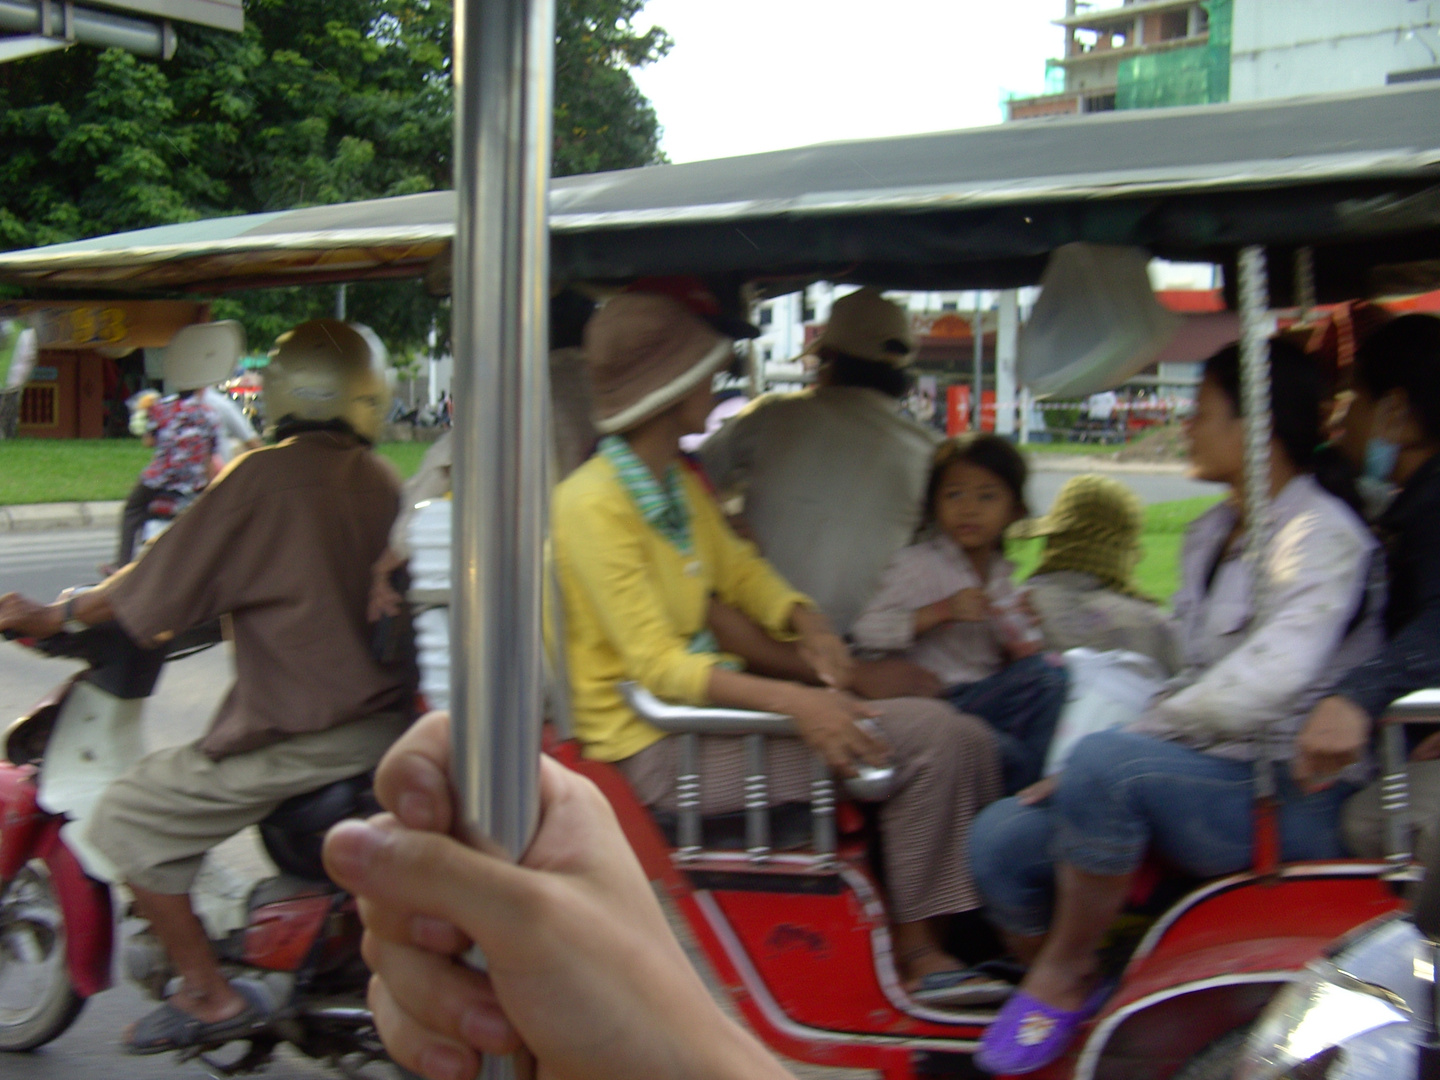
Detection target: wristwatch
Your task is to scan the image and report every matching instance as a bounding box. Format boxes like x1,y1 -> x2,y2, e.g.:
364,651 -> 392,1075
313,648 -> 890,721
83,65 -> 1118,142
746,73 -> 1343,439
60,597 -> 87,635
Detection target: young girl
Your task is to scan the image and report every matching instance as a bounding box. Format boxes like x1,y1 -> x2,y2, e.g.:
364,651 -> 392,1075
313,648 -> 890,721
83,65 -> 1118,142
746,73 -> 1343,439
852,435 -> 1067,793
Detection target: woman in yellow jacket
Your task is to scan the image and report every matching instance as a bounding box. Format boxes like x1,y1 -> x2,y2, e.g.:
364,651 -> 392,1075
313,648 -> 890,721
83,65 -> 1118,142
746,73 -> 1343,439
552,292 -> 1004,1007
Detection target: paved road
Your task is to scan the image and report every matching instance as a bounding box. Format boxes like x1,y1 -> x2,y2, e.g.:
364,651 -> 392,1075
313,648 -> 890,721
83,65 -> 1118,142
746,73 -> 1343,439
1027,466 -> 1221,514
0,528 -> 115,605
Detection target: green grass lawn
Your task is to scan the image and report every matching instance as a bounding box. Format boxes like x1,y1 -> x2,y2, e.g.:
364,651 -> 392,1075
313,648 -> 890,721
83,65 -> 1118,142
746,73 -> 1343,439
1008,495 -> 1219,604
0,438 -> 430,505
1022,441 -> 1124,456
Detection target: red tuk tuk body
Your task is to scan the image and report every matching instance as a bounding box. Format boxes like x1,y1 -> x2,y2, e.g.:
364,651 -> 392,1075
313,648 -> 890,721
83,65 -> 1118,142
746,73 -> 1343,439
557,733 -> 1406,1080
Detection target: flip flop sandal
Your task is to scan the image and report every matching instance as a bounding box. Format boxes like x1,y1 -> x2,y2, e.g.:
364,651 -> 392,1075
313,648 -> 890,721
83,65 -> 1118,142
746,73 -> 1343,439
126,979 -> 276,1056
974,982 -> 1115,1075
910,968 -> 1016,1007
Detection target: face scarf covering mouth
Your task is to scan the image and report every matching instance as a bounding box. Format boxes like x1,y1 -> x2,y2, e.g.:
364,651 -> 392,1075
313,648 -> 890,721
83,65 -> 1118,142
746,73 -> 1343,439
1363,436 -> 1400,483
1357,397 -> 1402,518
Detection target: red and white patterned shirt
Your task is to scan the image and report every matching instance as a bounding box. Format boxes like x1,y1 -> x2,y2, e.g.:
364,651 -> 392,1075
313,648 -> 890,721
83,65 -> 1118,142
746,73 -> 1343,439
141,394 -> 219,495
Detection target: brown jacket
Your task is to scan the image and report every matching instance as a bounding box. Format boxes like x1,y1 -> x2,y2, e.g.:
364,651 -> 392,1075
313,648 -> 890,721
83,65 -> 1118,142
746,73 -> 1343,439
109,431 -> 413,758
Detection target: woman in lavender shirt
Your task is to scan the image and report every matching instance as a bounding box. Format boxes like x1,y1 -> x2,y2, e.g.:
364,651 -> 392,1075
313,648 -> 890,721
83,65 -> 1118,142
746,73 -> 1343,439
972,340 -> 1385,1075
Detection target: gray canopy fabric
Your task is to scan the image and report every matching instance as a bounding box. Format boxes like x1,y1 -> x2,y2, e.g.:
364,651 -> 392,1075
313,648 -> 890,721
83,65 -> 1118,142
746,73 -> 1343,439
2,80 -> 1440,297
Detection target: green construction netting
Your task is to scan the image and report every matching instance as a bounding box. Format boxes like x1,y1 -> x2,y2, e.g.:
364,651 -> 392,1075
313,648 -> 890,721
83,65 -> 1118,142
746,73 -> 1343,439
1116,0 -> 1231,110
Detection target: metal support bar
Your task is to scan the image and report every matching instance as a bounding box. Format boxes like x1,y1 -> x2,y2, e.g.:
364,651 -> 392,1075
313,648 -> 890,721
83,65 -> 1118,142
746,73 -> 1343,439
449,14 -> 553,1076
450,5 -> 554,1077
744,734 -> 770,863
1382,722 -> 1415,874
676,733 -> 702,861
809,758 -> 837,869
1295,246 -> 1317,315
972,291 -> 985,431
0,0 -> 173,58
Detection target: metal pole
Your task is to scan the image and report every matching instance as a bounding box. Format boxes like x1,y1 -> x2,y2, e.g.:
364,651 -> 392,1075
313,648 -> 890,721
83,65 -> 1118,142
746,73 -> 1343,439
744,283 -> 763,398
450,0 -> 552,999
995,289 -> 1018,437
972,290 -> 984,432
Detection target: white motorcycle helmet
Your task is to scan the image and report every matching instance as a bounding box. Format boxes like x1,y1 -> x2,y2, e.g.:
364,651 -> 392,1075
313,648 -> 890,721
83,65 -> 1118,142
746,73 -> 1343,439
263,319 -> 392,443
163,321 -> 246,394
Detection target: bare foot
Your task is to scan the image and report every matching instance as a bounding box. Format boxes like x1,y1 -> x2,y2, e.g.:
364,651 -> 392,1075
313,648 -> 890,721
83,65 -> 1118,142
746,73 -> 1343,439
898,944 -> 968,992
1015,958 -> 1098,1013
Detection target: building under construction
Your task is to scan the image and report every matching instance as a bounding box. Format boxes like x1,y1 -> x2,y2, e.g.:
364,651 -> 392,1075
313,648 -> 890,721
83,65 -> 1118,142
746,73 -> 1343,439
1007,0 -> 1440,120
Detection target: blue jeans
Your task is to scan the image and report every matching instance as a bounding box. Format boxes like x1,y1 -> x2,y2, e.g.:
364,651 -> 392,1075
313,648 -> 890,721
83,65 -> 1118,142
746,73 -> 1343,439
969,729 -> 1356,936
946,653 -> 1068,794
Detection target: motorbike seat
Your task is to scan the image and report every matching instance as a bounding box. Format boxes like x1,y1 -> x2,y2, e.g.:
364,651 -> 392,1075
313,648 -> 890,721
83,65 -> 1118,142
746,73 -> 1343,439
259,774 -> 379,882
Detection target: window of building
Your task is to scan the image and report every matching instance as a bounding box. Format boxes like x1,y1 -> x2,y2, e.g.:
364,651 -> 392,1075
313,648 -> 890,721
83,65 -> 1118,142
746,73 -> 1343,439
941,299 -> 959,312
1160,10 -> 1189,40
1084,93 -> 1117,113
20,384 -> 58,427
758,306 -> 772,327
762,346 -> 773,363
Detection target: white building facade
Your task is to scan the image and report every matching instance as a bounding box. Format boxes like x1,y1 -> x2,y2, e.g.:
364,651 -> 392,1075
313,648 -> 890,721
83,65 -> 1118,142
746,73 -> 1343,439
1230,0 -> 1440,101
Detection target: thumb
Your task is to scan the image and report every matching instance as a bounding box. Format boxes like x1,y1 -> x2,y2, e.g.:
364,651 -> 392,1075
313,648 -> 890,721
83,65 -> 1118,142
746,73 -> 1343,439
323,816 -> 536,960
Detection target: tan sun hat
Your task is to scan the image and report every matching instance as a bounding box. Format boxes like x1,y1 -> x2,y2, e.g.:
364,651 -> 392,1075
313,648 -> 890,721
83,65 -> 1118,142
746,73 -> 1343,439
806,287 -> 916,368
1009,473 -> 1149,599
586,293 -> 733,434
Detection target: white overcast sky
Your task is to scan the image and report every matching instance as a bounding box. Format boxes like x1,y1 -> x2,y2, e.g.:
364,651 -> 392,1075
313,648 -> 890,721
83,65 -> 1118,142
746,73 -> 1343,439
633,0 -> 1066,164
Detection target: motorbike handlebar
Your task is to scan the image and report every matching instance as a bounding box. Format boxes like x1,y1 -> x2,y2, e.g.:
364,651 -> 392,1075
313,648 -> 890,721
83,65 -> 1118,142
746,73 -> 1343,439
1,620 -> 223,662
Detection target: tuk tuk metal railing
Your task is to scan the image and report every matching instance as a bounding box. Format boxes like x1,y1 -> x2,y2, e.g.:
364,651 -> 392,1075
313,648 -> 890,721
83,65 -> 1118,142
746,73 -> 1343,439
620,683 -> 898,869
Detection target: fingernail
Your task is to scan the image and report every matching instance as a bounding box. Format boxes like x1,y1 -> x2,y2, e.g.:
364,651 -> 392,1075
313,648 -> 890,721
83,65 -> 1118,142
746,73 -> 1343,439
420,1044 -> 472,1080
398,791 -> 437,831
325,820 -> 385,881
459,1006 -> 512,1049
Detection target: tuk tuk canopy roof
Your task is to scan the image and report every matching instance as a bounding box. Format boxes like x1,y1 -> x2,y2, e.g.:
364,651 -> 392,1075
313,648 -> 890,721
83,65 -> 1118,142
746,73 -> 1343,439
3,81 -> 1440,299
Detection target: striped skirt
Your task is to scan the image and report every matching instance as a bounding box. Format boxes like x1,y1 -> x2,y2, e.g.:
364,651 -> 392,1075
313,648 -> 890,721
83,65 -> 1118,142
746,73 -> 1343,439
618,696 -> 1002,922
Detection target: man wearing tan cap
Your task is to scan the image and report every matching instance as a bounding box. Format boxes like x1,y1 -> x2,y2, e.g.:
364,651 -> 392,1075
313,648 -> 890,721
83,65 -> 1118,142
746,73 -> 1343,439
701,287 -> 939,637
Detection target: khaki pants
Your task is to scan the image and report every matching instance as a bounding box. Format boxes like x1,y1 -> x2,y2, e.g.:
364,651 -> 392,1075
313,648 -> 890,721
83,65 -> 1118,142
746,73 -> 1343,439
87,713 -> 409,895
1341,759 -> 1440,860
618,697 -> 1002,923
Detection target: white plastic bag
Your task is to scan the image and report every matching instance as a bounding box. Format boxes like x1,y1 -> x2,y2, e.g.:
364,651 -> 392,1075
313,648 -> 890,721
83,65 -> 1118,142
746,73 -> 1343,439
1043,648 -> 1168,775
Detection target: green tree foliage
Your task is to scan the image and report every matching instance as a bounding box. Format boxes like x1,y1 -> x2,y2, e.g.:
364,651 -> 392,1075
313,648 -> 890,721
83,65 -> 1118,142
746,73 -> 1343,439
0,0 -> 669,356
554,0 -> 670,176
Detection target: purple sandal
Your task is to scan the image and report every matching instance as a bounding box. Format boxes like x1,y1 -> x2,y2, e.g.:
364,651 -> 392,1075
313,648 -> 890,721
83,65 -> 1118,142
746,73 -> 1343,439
974,982 -> 1113,1075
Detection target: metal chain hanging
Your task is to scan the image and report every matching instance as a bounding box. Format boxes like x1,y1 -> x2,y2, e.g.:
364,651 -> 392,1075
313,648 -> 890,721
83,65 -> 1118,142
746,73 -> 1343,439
1238,245 -> 1278,796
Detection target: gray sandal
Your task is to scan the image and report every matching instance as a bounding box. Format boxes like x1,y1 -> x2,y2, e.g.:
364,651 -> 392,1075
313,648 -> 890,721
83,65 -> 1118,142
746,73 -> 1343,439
126,980 -> 276,1055
911,968 -> 1016,1007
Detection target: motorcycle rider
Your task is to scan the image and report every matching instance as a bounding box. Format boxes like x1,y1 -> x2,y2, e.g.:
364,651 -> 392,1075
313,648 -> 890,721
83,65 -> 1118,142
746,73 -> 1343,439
112,322 -> 244,570
0,319 -> 415,1053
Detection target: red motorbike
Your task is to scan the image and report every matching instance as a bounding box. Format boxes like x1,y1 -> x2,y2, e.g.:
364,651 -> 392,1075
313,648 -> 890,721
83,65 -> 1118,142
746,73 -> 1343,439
0,622 -> 403,1077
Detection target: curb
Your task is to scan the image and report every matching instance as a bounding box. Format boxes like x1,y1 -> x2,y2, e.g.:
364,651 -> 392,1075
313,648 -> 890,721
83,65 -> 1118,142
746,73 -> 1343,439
1025,454 -> 1190,476
0,501 -> 123,533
